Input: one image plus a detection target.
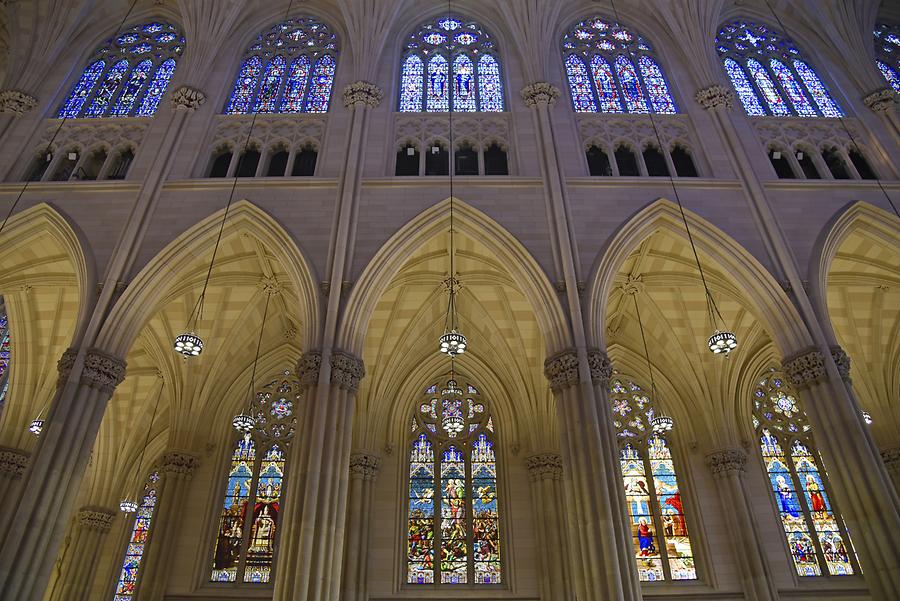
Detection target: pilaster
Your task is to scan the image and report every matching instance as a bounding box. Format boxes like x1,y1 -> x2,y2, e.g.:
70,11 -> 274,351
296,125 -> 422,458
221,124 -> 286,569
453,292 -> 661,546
525,452 -> 569,601
48,506 -> 116,601
342,452 -> 380,601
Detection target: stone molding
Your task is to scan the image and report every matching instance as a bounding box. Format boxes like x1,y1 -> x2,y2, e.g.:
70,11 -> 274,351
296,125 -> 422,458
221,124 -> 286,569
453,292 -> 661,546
525,453 -> 563,481
695,85 -> 734,110
543,349 -> 579,391
57,348 -> 78,388
706,448 -> 747,477
349,452 -> 380,480
830,346 -> 851,384
80,349 -> 127,393
76,506 -> 116,532
342,81 -> 384,109
0,446 -> 30,479
158,451 -> 199,477
0,89 -> 38,117
863,88 -> 898,113
881,447 -> 900,475
296,350 -> 322,388
587,349 -> 613,386
783,349 -> 826,389
331,350 -> 365,392
171,86 -> 206,112
521,82 -> 560,107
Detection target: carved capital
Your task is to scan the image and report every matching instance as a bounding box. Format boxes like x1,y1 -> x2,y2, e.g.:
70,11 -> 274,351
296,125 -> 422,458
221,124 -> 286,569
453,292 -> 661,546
296,350 -> 322,389
170,86 -> 206,112
525,452 -> 563,481
863,88 -> 898,113
830,346 -> 851,383
543,349 -> 580,391
57,348 -> 79,388
158,451 -> 199,477
881,447 -> 900,476
349,452 -> 380,480
521,82 -> 560,108
331,350 -> 365,392
76,506 -> 116,532
706,448 -> 747,477
587,349 -> 613,386
80,349 -> 126,393
342,81 -> 383,109
0,446 -> 30,479
783,349 -> 826,389
0,89 -> 38,116
695,85 -> 734,110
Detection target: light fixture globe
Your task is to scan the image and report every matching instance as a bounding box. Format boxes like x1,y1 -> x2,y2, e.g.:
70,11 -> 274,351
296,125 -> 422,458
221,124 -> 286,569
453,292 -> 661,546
708,330 -> 737,355
174,331 -> 203,357
232,412 -> 255,433
650,414 -> 674,433
862,411 -> 873,425
119,498 -> 138,513
29,419 -> 44,436
439,329 -> 467,357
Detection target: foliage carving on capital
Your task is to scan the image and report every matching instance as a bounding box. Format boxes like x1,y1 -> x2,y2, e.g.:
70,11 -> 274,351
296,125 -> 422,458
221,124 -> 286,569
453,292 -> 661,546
521,82 -> 560,108
0,446 -> 30,479
783,349 -> 826,389
76,506 -> 116,532
296,350 -> 322,388
706,448 -> 747,477
0,89 -> 38,116
57,348 -> 78,388
349,452 -> 380,480
158,451 -> 199,477
342,81 -> 384,109
80,349 -> 127,393
331,350 -> 365,392
695,85 -> 734,110
543,349 -> 580,391
587,349 -> 613,386
525,453 -> 563,481
863,88 -> 898,113
830,347 -> 851,383
171,86 -> 206,112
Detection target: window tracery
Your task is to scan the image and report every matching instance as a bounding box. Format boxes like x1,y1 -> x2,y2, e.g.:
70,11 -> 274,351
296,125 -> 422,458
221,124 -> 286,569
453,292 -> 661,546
562,18 -> 677,114
398,16 -> 505,112
874,23 -> 900,92
58,22 -> 183,118
716,21 -> 843,117
113,472 -> 159,600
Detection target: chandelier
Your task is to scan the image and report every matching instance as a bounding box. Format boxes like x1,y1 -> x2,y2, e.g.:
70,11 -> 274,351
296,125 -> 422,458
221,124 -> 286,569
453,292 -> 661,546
119,498 -> 138,514
122,378 -> 163,513
439,276 -> 467,357
650,414 -> 674,433
440,378 -> 466,436
29,418 -> 44,436
233,288 -> 274,433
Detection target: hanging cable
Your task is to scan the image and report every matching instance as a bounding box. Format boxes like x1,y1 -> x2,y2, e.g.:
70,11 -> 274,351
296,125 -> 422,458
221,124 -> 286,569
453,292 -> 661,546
121,377 -> 164,512
233,289 -> 273,433
631,291 -> 674,433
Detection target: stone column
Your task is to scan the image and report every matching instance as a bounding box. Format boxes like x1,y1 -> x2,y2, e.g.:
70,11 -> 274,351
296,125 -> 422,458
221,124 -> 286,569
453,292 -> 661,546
341,452 -> 379,601
784,350 -> 900,598
881,448 -> 900,495
48,506 -> 117,601
0,445 -> 29,509
136,451 -> 200,601
0,348 -> 126,601
706,449 -> 779,601
863,88 -> 900,143
525,452 -> 570,601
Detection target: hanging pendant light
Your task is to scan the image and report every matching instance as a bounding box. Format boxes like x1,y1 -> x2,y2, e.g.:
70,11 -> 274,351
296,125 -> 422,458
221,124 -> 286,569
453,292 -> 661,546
122,378 -> 164,513
119,498 -> 138,514
650,413 -> 674,433
233,290 -> 274,433
862,411 -> 873,425
439,373 -> 465,435
174,330 -> 204,357
631,291 -> 675,433
28,417 -> 44,436
708,329 -> 738,355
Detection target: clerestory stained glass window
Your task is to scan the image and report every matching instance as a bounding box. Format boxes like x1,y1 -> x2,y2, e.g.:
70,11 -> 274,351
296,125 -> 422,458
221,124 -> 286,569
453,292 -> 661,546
210,370 -> 300,584
610,376 -> 696,582
0,298 -> 10,411
407,379 -> 501,585
113,472 -> 159,600
874,23 -> 900,92
224,18 -> 339,115
562,18 -> 677,114
58,22 -> 183,118
398,15 -> 505,112
752,369 -> 859,577
716,21 -> 843,117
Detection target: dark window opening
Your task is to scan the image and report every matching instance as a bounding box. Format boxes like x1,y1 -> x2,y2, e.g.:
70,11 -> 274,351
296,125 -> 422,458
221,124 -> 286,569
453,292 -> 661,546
292,146 -> 318,176
236,149 -> 261,177
671,146 -> 698,177
266,150 -> 290,177
643,146 -> 669,176
794,150 -> 820,179
209,151 -> 233,178
396,145 -> 420,176
769,149 -> 795,179
848,148 -> 876,180
425,143 -> 449,176
26,154 -> 53,182
51,151 -> 79,181
615,146 -> 640,177
106,150 -> 134,180
75,149 -> 107,180
483,143 -> 508,175
455,143 -> 478,176
821,148 -> 850,179
586,145 -> 612,176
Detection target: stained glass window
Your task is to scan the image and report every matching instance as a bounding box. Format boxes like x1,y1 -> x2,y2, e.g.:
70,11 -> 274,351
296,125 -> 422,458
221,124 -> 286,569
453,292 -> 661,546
407,379 -> 501,585
876,60 -> 900,92
223,18 -> 339,115
398,15 -> 505,112
113,472 -> 159,600
57,22 -> 183,118
562,18 -> 677,114
609,376 -> 696,581
0,300 -> 10,411
210,370 -> 299,584
716,21 -> 842,117
874,23 -> 900,92
752,369 -> 859,577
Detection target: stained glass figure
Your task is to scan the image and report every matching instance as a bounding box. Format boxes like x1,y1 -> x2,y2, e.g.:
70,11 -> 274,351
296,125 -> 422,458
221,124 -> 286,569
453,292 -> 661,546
752,369 -> 858,577
0,302 -> 10,387
113,473 -> 159,600
874,23 -> 900,91
57,22 -> 183,118
399,15 -> 504,112
562,18 -> 678,114
609,376 -> 696,581
223,18 -> 339,115
407,379 -> 501,585
716,20 -> 842,117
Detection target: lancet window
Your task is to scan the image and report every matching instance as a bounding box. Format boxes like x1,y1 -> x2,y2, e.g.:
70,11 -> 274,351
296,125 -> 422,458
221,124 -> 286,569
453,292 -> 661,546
210,370 -> 300,584
716,21 -> 843,117
113,472 -> 159,600
752,369 -> 859,577
407,379 -> 501,585
562,18 -> 677,114
609,376 -> 696,581
398,16 -> 505,112
224,18 -> 338,115
0,298 -> 9,408
874,23 -> 900,92
58,22 -> 183,118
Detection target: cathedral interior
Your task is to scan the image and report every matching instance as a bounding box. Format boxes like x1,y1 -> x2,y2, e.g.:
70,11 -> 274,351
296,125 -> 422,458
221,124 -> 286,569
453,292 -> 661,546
0,1 -> 898,600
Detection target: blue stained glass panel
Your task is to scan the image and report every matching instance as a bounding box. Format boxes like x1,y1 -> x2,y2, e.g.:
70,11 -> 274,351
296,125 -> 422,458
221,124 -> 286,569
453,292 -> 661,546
304,55 -> 336,113
111,60 -> 153,116
792,60 -> 843,117
400,54 -> 425,111
280,56 -> 311,113
225,57 -> 262,115
254,56 -> 286,113
136,59 -> 176,116
59,60 -> 105,117
615,55 -> 649,113
427,55 -> 449,112
85,60 -> 130,117
876,60 -> 900,92
638,56 -> 677,114
477,55 -> 503,112
590,55 -> 622,113
770,59 -> 816,116
113,487 -> 157,599
452,54 -> 476,112
746,59 -> 790,115
565,54 -> 597,112
723,58 -> 765,115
